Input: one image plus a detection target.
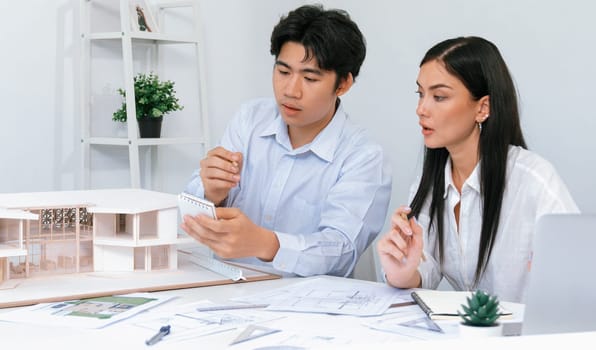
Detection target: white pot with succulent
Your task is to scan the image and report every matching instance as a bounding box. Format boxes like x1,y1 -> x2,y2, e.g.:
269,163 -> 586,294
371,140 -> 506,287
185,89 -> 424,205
458,290 -> 504,338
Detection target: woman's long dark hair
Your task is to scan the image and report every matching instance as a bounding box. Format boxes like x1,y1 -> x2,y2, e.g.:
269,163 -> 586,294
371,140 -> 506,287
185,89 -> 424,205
409,37 -> 527,286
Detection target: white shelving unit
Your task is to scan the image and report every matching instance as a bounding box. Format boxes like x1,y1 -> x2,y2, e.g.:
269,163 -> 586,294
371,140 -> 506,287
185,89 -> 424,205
80,0 -> 209,190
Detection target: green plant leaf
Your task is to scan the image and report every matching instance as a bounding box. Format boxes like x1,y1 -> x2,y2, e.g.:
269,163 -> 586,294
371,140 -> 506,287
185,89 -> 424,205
468,295 -> 479,309
477,305 -> 487,318
485,302 -> 499,315
112,72 -> 183,122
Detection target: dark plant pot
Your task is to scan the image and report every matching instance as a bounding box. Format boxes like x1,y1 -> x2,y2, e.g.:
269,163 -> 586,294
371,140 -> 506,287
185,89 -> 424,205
138,117 -> 163,138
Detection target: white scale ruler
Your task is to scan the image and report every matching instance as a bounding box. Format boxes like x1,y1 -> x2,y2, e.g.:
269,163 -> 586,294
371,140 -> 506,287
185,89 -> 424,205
188,253 -> 246,282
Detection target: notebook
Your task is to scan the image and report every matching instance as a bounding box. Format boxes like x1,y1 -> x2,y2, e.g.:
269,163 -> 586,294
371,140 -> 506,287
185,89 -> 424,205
522,213 -> 596,335
178,192 -> 217,219
411,290 -> 512,320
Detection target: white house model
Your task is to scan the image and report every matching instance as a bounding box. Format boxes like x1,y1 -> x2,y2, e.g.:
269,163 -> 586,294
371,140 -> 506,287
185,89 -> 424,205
0,189 -> 193,284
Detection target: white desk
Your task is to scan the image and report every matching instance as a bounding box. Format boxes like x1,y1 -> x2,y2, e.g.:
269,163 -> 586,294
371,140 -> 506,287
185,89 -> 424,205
1,276 -> 594,349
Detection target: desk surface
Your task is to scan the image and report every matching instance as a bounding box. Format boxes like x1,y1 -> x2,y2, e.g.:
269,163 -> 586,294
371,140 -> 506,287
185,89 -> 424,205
1,276 -> 594,349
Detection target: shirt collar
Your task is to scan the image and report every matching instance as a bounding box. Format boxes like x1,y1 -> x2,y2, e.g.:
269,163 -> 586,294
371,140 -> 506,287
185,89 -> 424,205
259,100 -> 346,162
443,156 -> 481,198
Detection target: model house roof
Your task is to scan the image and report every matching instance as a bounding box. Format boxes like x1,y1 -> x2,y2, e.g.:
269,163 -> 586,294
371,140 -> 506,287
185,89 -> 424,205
0,208 -> 38,220
0,189 -> 177,214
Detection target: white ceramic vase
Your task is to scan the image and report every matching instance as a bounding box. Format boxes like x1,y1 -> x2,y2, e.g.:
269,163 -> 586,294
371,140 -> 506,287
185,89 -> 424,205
458,322 -> 503,338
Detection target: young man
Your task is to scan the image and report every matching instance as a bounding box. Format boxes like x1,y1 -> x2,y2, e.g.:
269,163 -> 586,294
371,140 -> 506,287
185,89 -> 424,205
182,4 -> 391,277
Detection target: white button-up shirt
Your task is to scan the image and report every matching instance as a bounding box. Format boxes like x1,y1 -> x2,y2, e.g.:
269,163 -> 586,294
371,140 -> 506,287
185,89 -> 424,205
185,98 -> 392,277
416,146 -> 579,302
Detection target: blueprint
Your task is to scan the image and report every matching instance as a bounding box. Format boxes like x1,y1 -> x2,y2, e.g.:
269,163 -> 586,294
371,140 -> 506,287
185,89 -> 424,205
232,277 -> 412,317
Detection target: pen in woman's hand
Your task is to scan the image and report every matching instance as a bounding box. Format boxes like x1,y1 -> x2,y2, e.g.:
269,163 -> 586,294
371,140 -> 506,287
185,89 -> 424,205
400,212 -> 426,262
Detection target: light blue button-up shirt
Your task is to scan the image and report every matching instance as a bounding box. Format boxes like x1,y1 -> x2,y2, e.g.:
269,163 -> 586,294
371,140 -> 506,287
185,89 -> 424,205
185,98 -> 392,277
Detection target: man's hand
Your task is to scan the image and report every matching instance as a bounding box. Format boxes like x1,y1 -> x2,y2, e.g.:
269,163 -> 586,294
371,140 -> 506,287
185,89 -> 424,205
199,146 -> 243,205
181,207 -> 280,261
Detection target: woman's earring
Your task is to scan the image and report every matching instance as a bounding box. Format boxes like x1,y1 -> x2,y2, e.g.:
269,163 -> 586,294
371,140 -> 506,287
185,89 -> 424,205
478,114 -> 489,133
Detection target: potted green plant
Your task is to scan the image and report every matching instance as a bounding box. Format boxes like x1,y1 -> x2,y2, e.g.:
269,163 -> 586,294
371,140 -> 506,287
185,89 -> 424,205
458,289 -> 503,337
112,72 -> 183,138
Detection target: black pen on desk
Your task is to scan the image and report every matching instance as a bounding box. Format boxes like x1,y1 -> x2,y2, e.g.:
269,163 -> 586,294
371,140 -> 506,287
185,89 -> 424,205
389,301 -> 417,308
145,325 -> 171,346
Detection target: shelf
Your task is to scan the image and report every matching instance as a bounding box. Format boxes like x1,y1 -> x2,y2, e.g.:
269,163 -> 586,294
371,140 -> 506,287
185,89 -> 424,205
81,0 -> 209,189
86,136 -> 207,146
87,31 -> 198,44
137,137 -> 206,146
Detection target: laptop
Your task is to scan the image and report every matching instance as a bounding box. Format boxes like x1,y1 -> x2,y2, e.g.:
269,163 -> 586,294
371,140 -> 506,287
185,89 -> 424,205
522,213 -> 596,335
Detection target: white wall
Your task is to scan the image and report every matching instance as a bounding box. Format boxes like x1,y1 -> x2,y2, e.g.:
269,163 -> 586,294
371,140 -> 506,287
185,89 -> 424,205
1,1 -> 595,280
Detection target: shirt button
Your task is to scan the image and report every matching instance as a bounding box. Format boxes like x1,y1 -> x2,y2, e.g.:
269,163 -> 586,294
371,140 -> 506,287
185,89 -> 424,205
264,215 -> 272,221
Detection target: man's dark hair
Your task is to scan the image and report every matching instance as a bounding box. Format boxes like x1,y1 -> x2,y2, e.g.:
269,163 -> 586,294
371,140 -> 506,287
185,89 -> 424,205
270,4 -> 366,86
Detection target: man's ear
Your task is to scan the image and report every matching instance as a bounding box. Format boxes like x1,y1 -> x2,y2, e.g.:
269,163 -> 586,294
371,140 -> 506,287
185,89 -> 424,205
336,73 -> 354,97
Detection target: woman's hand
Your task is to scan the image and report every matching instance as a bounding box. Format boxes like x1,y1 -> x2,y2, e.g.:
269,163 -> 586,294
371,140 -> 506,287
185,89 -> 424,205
377,206 -> 424,288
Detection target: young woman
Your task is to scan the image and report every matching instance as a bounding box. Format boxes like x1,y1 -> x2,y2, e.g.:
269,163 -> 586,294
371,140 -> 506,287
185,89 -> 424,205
377,36 -> 578,303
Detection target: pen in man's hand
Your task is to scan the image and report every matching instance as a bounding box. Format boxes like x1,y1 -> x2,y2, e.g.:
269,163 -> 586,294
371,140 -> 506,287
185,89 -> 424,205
145,325 -> 171,346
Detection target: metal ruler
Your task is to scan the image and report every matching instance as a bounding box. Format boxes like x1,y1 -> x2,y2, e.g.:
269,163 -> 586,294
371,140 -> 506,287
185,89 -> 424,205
188,253 -> 246,282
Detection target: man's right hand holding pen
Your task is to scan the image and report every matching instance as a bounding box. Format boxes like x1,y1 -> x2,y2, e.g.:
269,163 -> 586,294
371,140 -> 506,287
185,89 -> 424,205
181,146 -> 281,262
377,206 -> 426,289
199,146 -> 243,206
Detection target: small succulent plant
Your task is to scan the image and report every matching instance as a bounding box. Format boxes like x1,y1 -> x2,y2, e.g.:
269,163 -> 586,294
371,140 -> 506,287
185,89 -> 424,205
459,290 -> 501,327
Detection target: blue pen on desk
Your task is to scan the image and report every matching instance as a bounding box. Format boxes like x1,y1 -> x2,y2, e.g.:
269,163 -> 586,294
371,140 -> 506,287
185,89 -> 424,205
145,325 -> 171,346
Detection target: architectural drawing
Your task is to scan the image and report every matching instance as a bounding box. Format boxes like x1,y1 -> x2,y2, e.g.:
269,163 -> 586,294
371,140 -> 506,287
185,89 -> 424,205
233,277 -> 412,317
0,189 -> 194,284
